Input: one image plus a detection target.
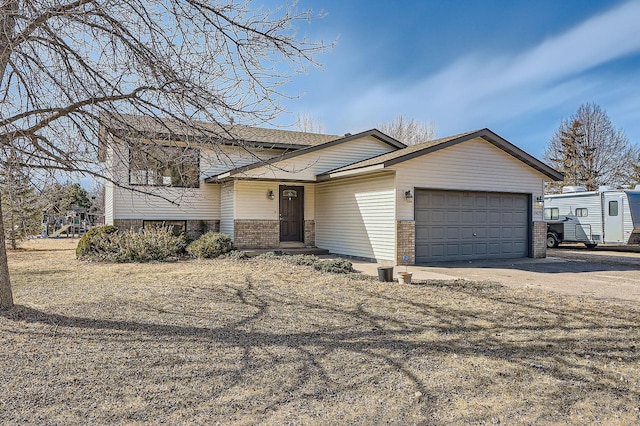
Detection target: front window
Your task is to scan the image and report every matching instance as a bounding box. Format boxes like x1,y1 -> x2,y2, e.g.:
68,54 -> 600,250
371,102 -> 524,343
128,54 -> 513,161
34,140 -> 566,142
129,143 -> 199,188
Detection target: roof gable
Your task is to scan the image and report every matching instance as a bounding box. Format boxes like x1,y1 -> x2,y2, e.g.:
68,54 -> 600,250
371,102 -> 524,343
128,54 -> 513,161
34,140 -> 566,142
205,129 -> 405,182
320,128 -> 563,181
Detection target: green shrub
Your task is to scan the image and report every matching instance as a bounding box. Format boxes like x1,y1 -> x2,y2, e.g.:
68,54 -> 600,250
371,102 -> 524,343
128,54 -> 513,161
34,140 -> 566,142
78,226 -> 188,262
186,232 -> 235,259
76,225 -> 119,258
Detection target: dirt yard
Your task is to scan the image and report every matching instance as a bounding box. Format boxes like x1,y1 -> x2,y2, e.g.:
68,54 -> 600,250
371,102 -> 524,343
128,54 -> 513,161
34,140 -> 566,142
1,239 -> 640,424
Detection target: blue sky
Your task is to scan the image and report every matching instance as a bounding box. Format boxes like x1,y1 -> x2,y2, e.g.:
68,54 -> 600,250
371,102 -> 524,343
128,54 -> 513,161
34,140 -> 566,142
275,0 -> 640,158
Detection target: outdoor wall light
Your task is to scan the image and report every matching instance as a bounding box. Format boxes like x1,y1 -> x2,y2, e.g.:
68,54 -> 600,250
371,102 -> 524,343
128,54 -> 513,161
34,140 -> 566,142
535,195 -> 544,206
267,189 -> 275,200
404,190 -> 413,202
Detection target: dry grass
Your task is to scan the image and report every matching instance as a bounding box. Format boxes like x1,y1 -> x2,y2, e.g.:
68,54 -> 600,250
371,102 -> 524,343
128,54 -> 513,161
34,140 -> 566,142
2,238 -> 640,425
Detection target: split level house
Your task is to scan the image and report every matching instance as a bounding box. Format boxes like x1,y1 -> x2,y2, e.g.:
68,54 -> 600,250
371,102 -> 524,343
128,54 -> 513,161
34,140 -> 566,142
100,114 -> 563,265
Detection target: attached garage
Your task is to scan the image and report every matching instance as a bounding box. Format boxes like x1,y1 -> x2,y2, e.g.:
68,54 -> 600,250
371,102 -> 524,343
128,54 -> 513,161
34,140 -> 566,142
415,189 -> 529,262
320,128 -> 563,264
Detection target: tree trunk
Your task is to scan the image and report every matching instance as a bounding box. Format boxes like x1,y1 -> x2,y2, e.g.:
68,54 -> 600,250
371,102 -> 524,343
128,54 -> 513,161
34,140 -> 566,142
0,0 -> 18,81
0,193 -> 14,310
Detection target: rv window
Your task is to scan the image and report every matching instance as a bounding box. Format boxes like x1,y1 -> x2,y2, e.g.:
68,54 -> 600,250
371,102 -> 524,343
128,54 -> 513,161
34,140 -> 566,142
544,207 -> 559,220
608,201 -> 618,216
575,208 -> 588,217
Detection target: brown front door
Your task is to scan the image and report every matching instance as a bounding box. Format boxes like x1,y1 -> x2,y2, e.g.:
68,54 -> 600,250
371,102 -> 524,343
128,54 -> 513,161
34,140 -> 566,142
279,185 -> 304,242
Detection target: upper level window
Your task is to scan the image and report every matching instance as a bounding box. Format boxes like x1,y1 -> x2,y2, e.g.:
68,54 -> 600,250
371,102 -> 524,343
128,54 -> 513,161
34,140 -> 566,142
129,143 -> 199,188
544,207 -> 559,220
575,208 -> 588,217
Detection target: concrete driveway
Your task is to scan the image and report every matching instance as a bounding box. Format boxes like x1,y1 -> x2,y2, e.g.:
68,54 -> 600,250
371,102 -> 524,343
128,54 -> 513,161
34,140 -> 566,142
349,248 -> 640,305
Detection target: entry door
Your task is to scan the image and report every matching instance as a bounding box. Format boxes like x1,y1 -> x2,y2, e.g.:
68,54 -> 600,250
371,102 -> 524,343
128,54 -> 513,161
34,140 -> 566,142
603,194 -> 624,243
279,185 -> 304,242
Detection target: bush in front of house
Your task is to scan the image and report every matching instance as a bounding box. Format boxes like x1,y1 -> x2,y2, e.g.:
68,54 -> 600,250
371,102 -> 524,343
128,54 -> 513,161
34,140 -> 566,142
186,232 -> 235,259
76,225 -> 119,258
285,254 -> 356,274
77,226 -> 188,262
118,227 -> 188,262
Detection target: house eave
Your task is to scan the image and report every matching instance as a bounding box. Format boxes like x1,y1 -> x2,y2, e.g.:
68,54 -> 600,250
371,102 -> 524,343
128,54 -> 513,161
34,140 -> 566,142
317,164 -> 386,181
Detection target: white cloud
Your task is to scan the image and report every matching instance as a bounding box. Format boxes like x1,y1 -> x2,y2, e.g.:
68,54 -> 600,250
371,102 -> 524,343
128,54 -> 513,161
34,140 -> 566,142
341,0 -> 640,140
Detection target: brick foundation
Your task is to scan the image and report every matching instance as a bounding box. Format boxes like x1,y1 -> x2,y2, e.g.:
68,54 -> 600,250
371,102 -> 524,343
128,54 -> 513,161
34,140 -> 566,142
234,219 -> 279,249
531,220 -> 547,258
304,220 -> 315,246
396,220 -> 416,265
113,219 -> 143,231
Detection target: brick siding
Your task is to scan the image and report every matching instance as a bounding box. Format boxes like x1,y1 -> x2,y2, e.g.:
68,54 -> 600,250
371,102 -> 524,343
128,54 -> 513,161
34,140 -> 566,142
234,219 -> 279,249
304,220 -> 315,246
531,220 -> 547,258
396,220 -> 416,265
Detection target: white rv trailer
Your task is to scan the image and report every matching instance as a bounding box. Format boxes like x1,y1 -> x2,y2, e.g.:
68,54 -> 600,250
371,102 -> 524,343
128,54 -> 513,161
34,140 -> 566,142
543,185 -> 640,248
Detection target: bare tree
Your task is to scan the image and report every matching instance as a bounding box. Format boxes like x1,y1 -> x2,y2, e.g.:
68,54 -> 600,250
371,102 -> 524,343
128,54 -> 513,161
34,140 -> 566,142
0,0 -> 328,310
0,149 -> 42,249
296,112 -> 325,133
378,116 -> 436,145
543,103 -> 634,192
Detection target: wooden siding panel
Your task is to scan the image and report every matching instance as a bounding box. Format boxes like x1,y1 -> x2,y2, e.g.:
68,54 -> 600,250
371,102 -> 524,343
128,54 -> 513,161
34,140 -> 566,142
316,174 -> 395,261
392,138 -> 547,220
241,136 -> 396,181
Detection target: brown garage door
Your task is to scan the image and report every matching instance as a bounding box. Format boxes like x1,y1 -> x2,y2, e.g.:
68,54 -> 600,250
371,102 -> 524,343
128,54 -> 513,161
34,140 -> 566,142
415,189 -> 529,263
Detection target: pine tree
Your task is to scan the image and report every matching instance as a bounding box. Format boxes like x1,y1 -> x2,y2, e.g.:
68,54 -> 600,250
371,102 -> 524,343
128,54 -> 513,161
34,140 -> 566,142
0,153 -> 42,249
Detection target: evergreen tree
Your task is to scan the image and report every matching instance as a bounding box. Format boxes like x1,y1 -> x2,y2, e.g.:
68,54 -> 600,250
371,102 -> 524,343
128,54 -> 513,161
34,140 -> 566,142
544,103 -> 634,192
0,154 -> 42,249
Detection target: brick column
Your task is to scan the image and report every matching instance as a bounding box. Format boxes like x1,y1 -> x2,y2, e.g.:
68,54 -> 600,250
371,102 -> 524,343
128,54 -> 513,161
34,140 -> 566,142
532,221 -> 547,258
304,220 -> 315,246
396,220 -> 415,265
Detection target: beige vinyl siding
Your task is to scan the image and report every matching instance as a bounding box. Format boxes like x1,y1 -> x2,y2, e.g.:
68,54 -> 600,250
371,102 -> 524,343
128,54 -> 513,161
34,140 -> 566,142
234,181 -> 315,220
393,138 -> 547,220
113,185 -> 220,220
104,182 -> 114,225
239,136 -> 396,181
109,140 -> 281,222
104,145 -> 115,225
316,173 -> 395,261
220,182 -> 235,238
200,145 -> 284,177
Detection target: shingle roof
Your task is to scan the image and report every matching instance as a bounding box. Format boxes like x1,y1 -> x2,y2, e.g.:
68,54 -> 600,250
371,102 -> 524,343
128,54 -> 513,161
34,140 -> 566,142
101,113 -> 340,148
320,128 -> 563,181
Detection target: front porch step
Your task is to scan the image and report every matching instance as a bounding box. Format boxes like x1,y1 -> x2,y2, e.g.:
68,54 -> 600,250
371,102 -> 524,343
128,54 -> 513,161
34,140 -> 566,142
242,247 -> 330,257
